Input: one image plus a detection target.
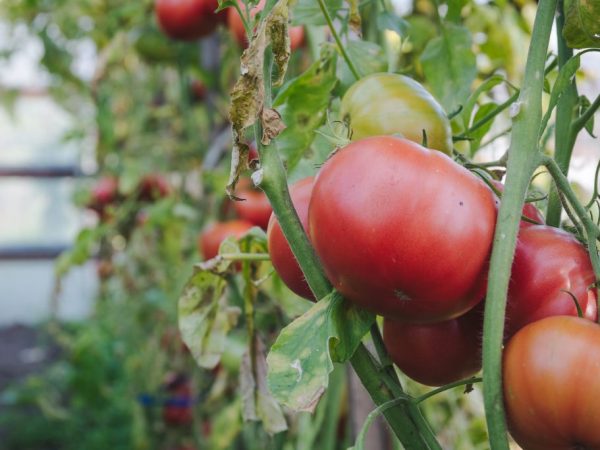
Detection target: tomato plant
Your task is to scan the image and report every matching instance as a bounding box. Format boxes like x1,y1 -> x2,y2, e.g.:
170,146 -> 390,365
155,0 -> 224,41
340,73 -> 454,154
198,220 -> 253,259
503,316 -> 600,449
308,136 -> 496,323
86,176 -> 120,216
383,304 -> 483,386
227,0 -> 304,50
488,180 -> 545,226
138,173 -> 172,201
267,177 -> 314,300
505,224 -> 598,338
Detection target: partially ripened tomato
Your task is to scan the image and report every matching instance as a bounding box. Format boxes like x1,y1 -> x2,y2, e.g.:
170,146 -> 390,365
505,224 -> 597,339
227,0 -> 304,50
504,316 -> 600,450
340,73 -> 453,154
309,136 -> 496,323
233,179 -> 272,230
267,177 -> 314,300
155,0 -> 225,41
383,303 -> 483,386
199,220 -> 253,260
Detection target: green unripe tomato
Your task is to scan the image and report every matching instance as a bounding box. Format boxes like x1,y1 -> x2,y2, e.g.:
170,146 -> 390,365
340,73 -> 453,154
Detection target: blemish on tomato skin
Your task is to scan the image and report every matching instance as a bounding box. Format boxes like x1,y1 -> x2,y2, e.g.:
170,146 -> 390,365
394,289 -> 412,301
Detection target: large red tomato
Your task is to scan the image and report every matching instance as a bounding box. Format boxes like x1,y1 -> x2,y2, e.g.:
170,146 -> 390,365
308,136 -> 497,323
504,316 -> 600,450
227,0 -> 304,50
267,177 -> 315,300
155,0 -> 224,41
199,220 -> 253,260
505,225 -> 597,339
383,303 -> 484,386
233,179 -> 272,230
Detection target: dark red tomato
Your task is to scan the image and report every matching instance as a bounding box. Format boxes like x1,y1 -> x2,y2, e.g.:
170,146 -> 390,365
505,225 -> 597,339
227,0 -> 304,50
267,177 -> 315,300
383,303 -> 483,386
87,176 -> 119,217
155,0 -> 225,41
308,136 -> 497,323
504,316 -> 600,450
233,179 -> 272,230
199,220 -> 253,260
138,174 -> 171,202
488,179 -> 544,226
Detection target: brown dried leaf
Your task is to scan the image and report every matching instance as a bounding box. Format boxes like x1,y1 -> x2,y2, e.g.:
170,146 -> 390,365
261,108 -> 286,145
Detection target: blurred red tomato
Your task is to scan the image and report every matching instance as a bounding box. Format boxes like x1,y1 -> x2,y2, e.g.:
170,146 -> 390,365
155,0 -> 225,41
233,179 -> 272,230
199,220 -> 253,260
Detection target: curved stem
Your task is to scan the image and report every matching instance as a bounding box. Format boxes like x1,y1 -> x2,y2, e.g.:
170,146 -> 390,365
256,47 -> 435,449
415,377 -> 482,404
220,253 -> 271,261
481,0 -> 557,448
546,0 -> 580,226
316,0 -> 361,80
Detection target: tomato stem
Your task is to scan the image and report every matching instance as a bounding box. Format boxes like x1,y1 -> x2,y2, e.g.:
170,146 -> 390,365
220,252 -> 271,261
255,45 -> 437,450
415,377 -> 482,404
481,0 -> 557,448
316,0 -> 361,81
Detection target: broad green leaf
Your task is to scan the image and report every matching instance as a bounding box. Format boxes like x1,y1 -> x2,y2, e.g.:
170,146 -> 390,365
539,54 -> 581,137
267,292 -> 374,412
421,24 -> 477,113
563,0 -> 600,49
240,337 -> 287,434
178,271 -> 241,369
273,47 -> 338,171
292,0 -> 343,26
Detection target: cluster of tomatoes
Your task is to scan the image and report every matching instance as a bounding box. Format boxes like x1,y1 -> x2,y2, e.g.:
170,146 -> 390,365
264,73 -> 599,448
154,0 -> 304,49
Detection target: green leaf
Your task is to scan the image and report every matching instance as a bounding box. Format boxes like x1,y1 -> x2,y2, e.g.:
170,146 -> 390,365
446,0 -> 470,23
377,12 -> 410,37
273,47 -> 338,171
461,74 -> 505,130
292,0 -> 343,26
577,95 -> 596,137
563,0 -> 600,49
178,271 -> 241,369
209,399 -> 243,449
266,292 -> 374,412
539,53 -> 581,137
240,336 -> 287,434
468,102 -> 497,153
420,24 -> 477,113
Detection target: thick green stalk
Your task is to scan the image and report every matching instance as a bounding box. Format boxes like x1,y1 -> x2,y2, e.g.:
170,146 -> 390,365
256,50 -> 435,450
482,0 -> 557,448
546,0 -> 579,226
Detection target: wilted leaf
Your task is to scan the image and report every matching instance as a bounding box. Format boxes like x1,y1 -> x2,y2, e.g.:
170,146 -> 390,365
240,336 -> 287,434
348,0 -> 362,34
261,108 -> 286,144
563,0 -> 600,49
178,271 -> 241,369
421,24 -> 477,113
273,47 -> 338,170
267,292 -> 374,412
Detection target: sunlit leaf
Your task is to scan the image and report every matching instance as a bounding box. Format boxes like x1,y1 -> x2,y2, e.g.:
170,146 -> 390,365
563,0 -> 600,49
267,292 -> 374,412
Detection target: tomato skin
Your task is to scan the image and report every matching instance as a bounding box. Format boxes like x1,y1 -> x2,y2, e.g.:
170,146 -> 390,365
340,73 -> 453,154
227,0 -> 304,50
505,225 -> 597,339
199,220 -> 253,260
383,304 -> 483,386
267,177 -> 315,300
503,316 -> 600,450
232,180 -> 272,230
155,0 -> 224,41
309,136 -> 497,323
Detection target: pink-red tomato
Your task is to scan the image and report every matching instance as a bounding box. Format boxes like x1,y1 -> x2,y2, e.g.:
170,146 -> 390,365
503,316 -> 600,450
227,0 -> 304,50
87,176 -> 120,219
233,179 -> 272,230
505,224 -> 597,339
383,303 -> 483,386
199,220 -> 253,260
267,177 -> 315,300
155,0 -> 225,41
309,136 -> 497,323
488,179 -> 544,227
